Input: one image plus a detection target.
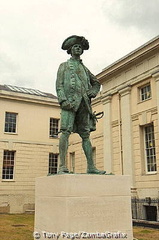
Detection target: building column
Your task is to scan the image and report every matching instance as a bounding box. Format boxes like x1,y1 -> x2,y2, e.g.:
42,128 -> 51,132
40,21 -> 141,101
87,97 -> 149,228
102,94 -> 112,173
153,71 -> 159,131
119,86 -> 134,187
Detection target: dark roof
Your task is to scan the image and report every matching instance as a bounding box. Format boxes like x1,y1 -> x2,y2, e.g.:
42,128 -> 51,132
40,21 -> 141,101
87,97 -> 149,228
0,84 -> 57,99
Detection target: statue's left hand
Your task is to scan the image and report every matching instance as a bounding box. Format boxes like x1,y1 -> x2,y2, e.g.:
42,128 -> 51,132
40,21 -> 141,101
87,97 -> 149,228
87,90 -> 96,98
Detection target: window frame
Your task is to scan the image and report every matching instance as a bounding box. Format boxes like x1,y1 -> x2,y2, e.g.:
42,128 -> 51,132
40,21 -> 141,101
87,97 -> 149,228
139,83 -> 151,102
49,118 -> 59,138
4,112 -> 18,134
2,150 -> 15,180
48,153 -> 58,175
143,124 -> 157,174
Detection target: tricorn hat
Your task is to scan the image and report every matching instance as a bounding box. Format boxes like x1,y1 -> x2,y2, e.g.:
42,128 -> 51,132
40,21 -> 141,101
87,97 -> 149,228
62,35 -> 89,54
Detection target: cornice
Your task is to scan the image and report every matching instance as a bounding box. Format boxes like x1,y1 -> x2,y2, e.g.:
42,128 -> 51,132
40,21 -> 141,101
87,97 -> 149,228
97,36 -> 159,83
101,94 -> 112,105
118,86 -> 131,97
0,91 -> 59,107
92,95 -> 102,107
131,107 -> 157,121
152,71 -> 159,81
101,66 -> 159,97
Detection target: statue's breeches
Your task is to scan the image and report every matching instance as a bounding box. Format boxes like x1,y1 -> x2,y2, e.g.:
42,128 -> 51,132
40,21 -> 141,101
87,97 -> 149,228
60,100 -> 90,138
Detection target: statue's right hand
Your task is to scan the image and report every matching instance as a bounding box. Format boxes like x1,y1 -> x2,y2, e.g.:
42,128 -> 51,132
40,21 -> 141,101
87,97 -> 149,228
61,100 -> 73,110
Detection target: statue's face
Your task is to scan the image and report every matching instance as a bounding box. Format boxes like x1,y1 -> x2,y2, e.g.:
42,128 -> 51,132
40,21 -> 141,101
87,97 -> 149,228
71,44 -> 83,57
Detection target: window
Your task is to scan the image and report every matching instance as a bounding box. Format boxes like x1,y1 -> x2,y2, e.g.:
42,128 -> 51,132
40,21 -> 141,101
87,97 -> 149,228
2,150 -> 15,180
70,152 -> 75,173
48,153 -> 58,174
50,118 -> 59,137
4,112 -> 17,133
144,124 -> 157,173
140,84 -> 151,101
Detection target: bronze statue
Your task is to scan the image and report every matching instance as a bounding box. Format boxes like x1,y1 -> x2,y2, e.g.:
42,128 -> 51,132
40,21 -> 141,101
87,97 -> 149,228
56,35 -> 106,174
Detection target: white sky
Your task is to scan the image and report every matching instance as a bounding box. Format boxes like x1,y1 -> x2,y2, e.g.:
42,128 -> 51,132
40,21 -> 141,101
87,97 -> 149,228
0,0 -> 159,95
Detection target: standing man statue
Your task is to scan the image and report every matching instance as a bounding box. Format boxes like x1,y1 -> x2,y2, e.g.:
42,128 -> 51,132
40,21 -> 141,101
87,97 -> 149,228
56,35 -> 106,174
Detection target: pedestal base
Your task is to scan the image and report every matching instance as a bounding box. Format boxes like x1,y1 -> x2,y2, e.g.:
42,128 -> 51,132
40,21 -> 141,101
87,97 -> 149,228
34,174 -> 133,240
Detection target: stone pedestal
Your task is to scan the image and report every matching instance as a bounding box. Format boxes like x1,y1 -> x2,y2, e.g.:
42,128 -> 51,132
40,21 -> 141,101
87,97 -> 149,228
34,175 -> 133,240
